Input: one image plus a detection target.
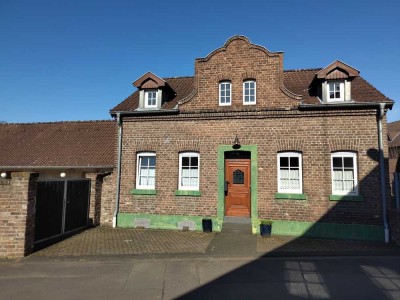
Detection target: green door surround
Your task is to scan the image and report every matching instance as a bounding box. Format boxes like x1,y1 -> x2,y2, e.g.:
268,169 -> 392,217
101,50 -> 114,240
217,145 -> 258,233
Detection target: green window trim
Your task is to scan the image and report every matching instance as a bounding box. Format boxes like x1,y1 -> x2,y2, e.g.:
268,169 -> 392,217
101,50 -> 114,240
275,193 -> 307,200
329,194 -> 364,202
175,190 -> 202,197
130,189 -> 157,195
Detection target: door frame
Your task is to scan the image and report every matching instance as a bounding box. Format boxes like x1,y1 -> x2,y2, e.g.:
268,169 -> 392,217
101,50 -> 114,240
217,145 -> 258,224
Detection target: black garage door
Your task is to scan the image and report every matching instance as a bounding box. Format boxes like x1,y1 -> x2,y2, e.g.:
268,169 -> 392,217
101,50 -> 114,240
34,180 -> 90,243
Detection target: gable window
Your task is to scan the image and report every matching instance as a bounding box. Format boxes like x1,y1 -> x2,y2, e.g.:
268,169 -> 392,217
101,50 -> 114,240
243,80 -> 256,104
327,81 -> 344,102
219,81 -> 231,106
179,152 -> 200,190
331,152 -> 358,195
145,90 -> 158,108
277,152 -> 303,193
136,152 -> 156,189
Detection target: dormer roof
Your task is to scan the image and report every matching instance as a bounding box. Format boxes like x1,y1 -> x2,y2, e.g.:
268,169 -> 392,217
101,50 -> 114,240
133,72 -> 166,88
316,60 -> 360,80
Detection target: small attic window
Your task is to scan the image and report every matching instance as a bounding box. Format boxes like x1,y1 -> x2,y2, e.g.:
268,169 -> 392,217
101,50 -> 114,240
145,90 -> 158,108
327,81 -> 344,102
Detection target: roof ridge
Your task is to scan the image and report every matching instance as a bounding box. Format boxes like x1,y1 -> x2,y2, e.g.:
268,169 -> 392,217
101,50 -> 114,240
163,76 -> 194,80
0,119 -> 115,125
284,68 -> 322,73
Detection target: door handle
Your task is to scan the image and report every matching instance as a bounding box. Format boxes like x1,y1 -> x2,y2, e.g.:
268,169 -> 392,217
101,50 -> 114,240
224,181 -> 229,192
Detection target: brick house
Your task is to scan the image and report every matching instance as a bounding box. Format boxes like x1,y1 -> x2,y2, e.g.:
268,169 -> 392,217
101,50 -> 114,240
110,36 -> 394,241
0,36 -> 397,258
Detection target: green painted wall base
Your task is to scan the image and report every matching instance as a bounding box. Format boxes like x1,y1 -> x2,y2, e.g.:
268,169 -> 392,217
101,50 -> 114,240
253,219 -> 383,242
117,213 -> 222,232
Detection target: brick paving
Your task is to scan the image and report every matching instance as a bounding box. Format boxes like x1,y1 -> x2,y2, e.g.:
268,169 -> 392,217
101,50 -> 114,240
32,226 -> 400,258
257,234 -> 399,255
33,226 -> 215,256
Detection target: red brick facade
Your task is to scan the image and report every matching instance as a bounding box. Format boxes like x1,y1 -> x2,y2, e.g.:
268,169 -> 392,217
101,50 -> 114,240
112,36 -> 393,239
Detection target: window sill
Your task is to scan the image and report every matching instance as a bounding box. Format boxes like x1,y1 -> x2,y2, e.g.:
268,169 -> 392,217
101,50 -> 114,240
329,195 -> 363,202
130,189 -> 157,195
175,190 -> 202,197
275,193 -> 307,200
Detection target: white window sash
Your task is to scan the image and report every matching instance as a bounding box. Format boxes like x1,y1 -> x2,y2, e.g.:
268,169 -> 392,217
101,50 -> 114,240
219,82 -> 231,106
277,152 -> 302,194
136,152 -> 156,189
144,90 -> 158,108
331,152 -> 358,195
243,80 -> 256,105
179,152 -> 200,190
327,81 -> 344,102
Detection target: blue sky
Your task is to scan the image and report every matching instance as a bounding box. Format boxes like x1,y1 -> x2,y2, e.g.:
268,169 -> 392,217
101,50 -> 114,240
0,0 -> 399,123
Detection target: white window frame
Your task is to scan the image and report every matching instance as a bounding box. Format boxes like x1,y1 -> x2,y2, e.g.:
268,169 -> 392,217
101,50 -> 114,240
277,152 -> 303,194
243,80 -> 256,105
178,152 -> 200,191
219,81 -> 231,106
144,90 -> 158,108
327,81 -> 344,102
331,152 -> 358,195
136,152 -> 156,189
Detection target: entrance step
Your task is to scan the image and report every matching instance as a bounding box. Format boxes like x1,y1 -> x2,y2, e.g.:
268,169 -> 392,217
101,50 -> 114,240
206,218 -> 256,257
223,216 -> 251,224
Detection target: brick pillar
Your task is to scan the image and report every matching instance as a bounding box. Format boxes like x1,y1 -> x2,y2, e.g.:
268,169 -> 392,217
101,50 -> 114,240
85,173 -> 103,226
0,172 -> 38,258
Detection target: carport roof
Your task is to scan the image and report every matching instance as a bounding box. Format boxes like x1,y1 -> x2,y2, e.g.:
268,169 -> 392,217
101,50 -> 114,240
0,120 -> 116,169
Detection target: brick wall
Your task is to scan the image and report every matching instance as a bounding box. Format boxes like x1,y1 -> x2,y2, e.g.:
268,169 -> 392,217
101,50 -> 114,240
117,108 -> 386,226
180,36 -> 300,112
100,172 -> 116,226
0,172 -> 37,258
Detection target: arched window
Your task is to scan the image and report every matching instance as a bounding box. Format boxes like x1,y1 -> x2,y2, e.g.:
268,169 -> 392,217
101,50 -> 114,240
277,152 -> 302,193
179,152 -> 200,190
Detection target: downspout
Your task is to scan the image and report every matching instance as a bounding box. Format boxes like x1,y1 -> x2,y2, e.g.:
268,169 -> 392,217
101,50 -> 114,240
113,113 -> 123,228
377,103 -> 389,243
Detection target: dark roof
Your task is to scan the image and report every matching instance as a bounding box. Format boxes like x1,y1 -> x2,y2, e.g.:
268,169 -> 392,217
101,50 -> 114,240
0,120 -> 116,168
388,120 -> 400,148
111,77 -> 194,112
111,70 -> 393,112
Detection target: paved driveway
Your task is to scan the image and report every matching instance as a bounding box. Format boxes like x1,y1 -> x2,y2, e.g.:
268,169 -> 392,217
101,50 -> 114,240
32,226 -> 400,258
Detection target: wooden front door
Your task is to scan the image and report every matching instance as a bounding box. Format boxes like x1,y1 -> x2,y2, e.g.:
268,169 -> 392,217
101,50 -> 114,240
225,159 -> 251,217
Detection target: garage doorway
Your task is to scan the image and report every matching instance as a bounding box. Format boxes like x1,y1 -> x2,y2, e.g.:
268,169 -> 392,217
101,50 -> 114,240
34,179 -> 90,243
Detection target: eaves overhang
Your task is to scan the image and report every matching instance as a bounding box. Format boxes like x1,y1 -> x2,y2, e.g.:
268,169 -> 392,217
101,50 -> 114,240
110,109 -> 179,117
299,101 -> 394,110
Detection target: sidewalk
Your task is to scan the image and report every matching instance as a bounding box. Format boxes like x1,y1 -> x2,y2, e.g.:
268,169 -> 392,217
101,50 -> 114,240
31,226 -> 400,258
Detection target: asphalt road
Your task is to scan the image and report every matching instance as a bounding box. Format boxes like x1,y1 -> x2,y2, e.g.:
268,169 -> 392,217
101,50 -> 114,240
0,256 -> 399,299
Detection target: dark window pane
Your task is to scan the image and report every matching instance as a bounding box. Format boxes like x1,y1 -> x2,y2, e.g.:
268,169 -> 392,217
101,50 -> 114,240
141,157 -> 148,167
330,92 -> 335,98
290,157 -> 299,167
182,157 -> 189,166
336,92 -> 340,98
191,157 -> 199,166
149,156 -> 156,167
280,157 -> 289,167
333,157 -> 342,168
343,157 -> 353,168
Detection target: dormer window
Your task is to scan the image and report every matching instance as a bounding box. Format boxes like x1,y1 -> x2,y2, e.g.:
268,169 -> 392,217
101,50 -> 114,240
327,81 -> 344,102
219,81 -> 231,106
317,61 -> 359,104
145,90 -> 158,108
